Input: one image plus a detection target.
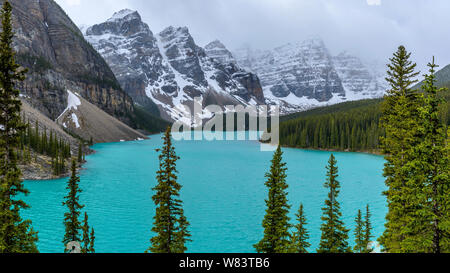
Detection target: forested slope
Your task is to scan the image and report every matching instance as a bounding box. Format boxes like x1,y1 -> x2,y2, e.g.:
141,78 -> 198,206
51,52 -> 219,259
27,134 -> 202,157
279,88 -> 449,152
280,99 -> 384,152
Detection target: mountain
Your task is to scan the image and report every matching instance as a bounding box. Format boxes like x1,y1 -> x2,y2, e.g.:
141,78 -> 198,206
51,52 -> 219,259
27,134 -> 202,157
234,39 -> 387,114
203,40 -> 264,103
84,10 -> 264,122
84,9 -> 387,120
11,0 -> 132,121
332,51 -> 387,99
83,9 -> 162,117
9,0 -> 166,142
204,40 -> 237,66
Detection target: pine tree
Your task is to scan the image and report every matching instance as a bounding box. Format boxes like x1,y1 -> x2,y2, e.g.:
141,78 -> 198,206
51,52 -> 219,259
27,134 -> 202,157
363,204 -> 373,253
89,228 -> 95,253
54,151 -> 59,175
0,0 -> 38,253
60,150 -> 65,173
403,58 -> 450,253
379,46 -> 422,253
77,142 -> 82,164
80,212 -> 95,254
353,210 -> 365,253
289,204 -> 310,253
34,121 -> 39,152
444,129 -> 450,253
254,146 -> 291,253
317,154 -> 351,253
149,127 -> 191,253
41,129 -> 47,154
49,131 -> 53,156
62,160 -> 84,252
81,212 -> 90,254
173,210 -> 190,253
26,145 -> 30,163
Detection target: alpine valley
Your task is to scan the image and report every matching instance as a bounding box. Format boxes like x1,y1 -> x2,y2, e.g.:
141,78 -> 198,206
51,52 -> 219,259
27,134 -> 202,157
2,0 -> 448,256
7,1 -> 387,179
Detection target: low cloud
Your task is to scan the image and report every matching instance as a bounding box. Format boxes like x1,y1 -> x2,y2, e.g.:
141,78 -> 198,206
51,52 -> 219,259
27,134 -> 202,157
60,0 -> 81,6
367,0 -> 381,6
54,0 -> 450,73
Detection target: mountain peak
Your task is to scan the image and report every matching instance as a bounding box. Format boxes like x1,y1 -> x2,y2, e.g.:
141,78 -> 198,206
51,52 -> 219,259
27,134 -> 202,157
86,9 -> 149,37
160,26 -> 190,36
204,40 -> 236,66
107,9 -> 141,22
301,37 -> 326,48
336,51 -> 353,58
159,26 -> 193,45
205,40 -> 226,50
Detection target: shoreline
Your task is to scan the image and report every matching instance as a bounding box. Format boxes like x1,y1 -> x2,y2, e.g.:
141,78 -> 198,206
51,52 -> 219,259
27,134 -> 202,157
280,144 -> 384,156
22,134 -> 159,181
23,135 -> 384,181
21,160 -> 87,181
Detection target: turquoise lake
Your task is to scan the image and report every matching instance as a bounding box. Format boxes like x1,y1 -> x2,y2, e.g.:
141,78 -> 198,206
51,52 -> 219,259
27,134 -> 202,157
22,133 -> 387,253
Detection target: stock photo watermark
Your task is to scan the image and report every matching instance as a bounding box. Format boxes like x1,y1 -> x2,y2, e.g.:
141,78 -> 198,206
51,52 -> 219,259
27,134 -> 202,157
170,97 -> 280,152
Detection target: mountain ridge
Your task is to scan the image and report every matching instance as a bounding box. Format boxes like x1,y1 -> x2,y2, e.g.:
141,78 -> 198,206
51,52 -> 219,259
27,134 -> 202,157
84,9 -> 265,122
234,39 -> 388,114
10,0 -> 134,122
9,0 -> 168,141
85,8 -> 388,118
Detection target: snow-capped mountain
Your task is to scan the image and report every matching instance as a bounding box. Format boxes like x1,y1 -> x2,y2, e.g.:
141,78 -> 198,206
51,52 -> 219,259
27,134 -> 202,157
204,40 -> 237,66
84,10 -> 264,122
234,39 -> 387,113
11,0 -> 147,143
84,9 -> 387,120
332,51 -> 387,100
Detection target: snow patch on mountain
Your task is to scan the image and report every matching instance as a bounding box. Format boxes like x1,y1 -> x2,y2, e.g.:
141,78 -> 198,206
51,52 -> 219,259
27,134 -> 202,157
57,90 -> 81,120
70,113 -> 80,128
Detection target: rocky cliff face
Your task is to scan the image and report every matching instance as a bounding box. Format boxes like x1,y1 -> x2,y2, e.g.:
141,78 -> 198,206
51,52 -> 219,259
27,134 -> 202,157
234,39 -> 345,102
204,40 -> 237,66
84,10 -> 264,122
332,51 -> 387,99
234,39 -> 387,113
84,9 -> 162,116
204,40 -> 264,103
8,0 -> 135,125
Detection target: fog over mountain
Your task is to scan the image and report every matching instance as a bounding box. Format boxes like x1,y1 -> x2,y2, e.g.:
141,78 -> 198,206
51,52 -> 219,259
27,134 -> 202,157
55,0 -> 450,73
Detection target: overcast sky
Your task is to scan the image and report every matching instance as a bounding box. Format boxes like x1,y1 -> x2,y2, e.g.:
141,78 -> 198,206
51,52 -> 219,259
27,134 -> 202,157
54,0 -> 450,73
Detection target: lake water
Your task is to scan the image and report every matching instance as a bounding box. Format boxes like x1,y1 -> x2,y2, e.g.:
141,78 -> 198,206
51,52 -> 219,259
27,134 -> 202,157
22,133 -> 387,253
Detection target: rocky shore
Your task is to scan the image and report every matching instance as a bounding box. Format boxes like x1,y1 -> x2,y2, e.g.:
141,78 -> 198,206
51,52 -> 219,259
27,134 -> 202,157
19,153 -> 70,181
